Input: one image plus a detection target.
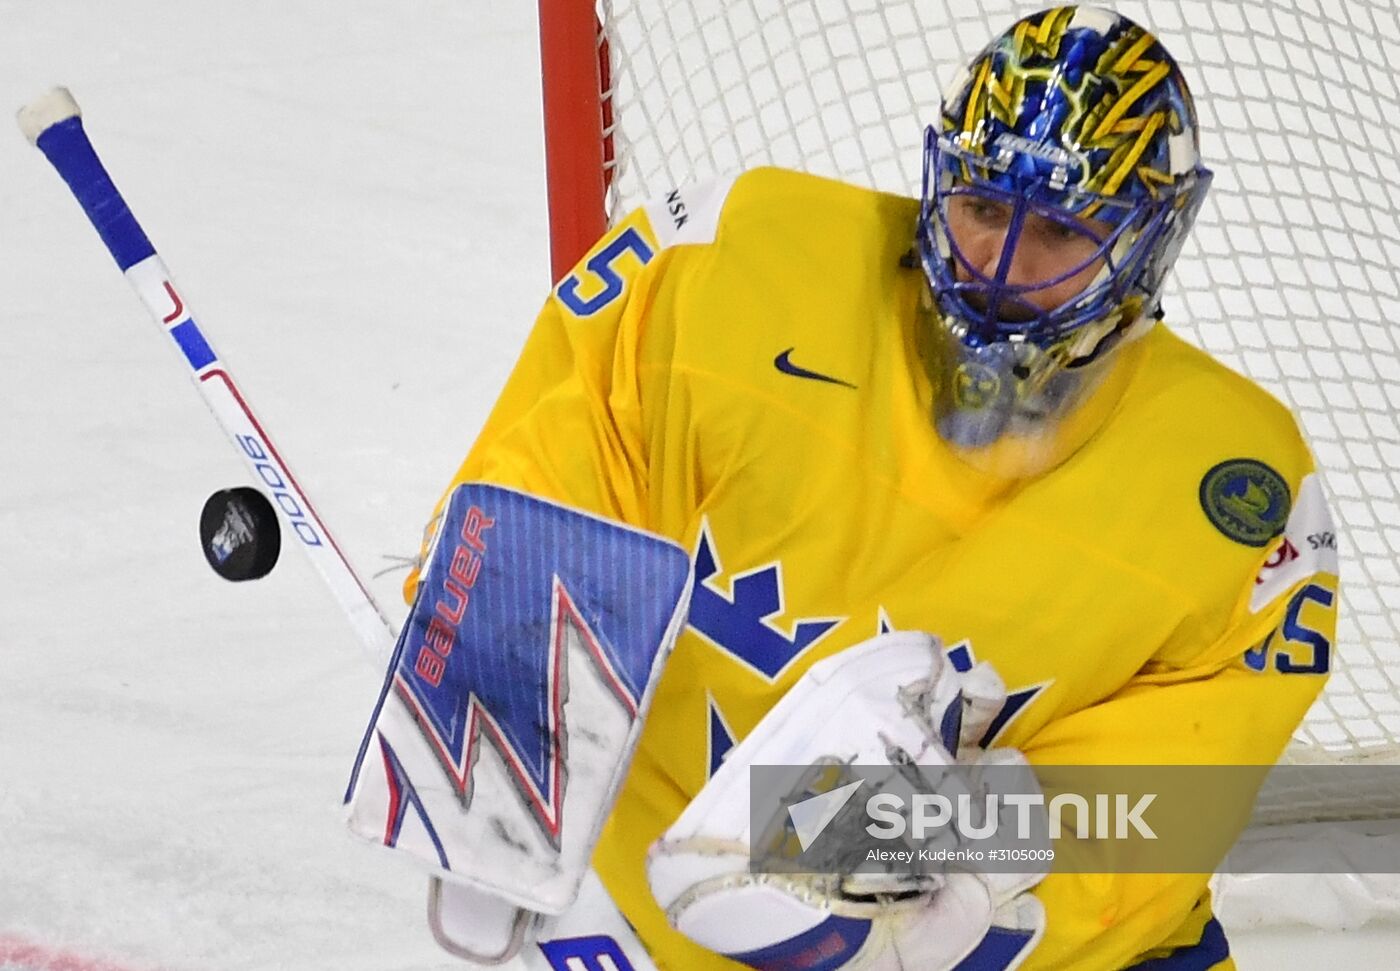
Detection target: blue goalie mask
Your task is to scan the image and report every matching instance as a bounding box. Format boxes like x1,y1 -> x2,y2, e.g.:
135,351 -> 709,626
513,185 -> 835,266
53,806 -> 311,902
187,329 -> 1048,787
915,5 -> 1212,477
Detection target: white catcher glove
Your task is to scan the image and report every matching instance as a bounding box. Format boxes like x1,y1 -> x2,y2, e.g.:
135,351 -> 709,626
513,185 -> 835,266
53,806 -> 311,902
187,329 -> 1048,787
647,631 -> 1047,970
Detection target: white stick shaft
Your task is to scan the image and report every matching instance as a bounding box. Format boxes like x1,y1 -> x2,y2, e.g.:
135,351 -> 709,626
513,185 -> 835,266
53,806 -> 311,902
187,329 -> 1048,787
20,87 -> 396,664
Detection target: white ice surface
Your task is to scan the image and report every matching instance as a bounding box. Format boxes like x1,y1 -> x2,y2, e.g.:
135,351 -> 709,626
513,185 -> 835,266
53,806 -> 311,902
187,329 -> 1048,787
1,3 -> 544,969
0,3 -> 1397,970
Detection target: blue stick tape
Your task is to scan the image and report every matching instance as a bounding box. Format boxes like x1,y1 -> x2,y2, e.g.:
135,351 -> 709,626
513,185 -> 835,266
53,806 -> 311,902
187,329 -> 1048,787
35,116 -> 157,271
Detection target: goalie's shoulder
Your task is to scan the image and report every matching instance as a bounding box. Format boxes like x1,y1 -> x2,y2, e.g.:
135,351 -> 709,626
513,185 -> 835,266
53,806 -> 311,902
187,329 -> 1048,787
1135,325 -> 1314,475
638,167 -> 910,253
1068,325 -> 1333,658
634,174 -> 738,251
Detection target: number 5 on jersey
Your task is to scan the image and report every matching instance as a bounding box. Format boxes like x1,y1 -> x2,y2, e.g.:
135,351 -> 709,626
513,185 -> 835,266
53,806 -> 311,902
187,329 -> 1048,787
1244,581 -> 1335,675
557,225 -> 655,316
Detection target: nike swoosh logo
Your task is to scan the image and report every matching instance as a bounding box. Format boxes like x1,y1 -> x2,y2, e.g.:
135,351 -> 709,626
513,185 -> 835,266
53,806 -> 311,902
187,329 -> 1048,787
774,348 -> 856,388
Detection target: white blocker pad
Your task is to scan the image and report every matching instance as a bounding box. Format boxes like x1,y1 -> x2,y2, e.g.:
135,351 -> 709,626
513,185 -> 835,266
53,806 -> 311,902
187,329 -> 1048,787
344,484 -> 691,959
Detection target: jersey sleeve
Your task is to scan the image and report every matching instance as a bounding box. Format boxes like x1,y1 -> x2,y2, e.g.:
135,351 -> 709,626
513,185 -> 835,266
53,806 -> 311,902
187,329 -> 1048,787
402,207 -> 669,602
1019,472 -> 1340,970
402,173 -> 739,602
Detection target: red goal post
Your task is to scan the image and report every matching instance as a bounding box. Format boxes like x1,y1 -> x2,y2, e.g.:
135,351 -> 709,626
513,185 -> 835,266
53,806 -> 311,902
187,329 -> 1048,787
538,0 -> 609,282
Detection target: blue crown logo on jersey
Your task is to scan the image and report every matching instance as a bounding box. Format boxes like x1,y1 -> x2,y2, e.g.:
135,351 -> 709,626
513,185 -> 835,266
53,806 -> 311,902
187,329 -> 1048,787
687,520 -> 843,681
389,485 -> 690,844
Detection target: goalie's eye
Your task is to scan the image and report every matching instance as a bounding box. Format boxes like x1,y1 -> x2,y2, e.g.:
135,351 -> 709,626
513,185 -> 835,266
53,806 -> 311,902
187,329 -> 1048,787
959,195 -> 1013,227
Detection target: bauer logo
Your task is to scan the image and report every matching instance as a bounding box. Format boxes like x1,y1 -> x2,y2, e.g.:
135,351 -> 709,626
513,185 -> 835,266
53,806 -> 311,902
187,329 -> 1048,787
993,131 -> 1075,168
235,434 -> 324,547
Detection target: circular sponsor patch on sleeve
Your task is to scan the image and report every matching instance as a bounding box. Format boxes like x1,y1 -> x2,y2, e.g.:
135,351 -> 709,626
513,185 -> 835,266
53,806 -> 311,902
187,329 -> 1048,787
1198,459 -> 1292,547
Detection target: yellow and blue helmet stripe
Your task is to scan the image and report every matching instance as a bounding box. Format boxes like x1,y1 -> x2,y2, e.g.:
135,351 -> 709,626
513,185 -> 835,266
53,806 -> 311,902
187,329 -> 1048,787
918,5 -> 1211,347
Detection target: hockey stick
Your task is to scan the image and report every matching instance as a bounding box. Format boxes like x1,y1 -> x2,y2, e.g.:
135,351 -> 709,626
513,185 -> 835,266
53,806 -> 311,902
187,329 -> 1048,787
19,88 -> 659,971
17,88 -> 394,667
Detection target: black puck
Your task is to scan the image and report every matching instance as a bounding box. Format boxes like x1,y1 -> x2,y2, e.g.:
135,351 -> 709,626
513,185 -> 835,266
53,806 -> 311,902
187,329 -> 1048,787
200,487 -> 281,581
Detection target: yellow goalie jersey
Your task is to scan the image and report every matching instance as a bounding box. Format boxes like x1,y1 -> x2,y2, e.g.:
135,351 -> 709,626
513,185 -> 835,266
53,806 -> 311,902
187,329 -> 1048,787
413,168 -> 1337,970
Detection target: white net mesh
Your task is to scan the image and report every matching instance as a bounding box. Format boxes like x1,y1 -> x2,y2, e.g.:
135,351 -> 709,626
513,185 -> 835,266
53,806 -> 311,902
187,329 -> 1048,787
597,0 -> 1400,771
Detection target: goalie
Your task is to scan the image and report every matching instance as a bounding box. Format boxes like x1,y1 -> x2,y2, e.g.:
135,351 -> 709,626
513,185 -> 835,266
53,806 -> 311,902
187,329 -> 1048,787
385,6 -> 1338,969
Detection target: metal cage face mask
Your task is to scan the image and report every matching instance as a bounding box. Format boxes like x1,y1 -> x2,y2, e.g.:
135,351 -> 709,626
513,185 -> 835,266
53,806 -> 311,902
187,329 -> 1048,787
913,5 -> 1212,475
920,130 -> 1177,348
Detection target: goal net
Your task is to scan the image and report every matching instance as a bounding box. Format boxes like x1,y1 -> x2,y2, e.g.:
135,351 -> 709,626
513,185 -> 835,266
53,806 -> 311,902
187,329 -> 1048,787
538,0 -> 1400,871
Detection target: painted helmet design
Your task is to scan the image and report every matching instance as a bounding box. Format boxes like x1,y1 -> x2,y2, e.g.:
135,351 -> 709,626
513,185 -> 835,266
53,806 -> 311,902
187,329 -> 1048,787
915,6 -> 1212,474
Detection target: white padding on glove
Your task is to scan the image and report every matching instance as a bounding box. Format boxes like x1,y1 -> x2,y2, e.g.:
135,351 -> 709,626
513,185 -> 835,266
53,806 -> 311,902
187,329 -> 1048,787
647,631 -> 1047,971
